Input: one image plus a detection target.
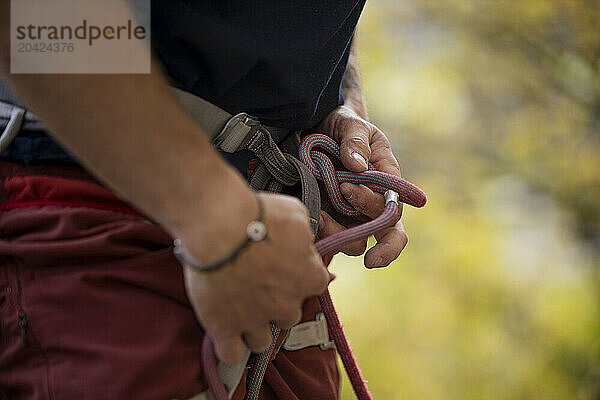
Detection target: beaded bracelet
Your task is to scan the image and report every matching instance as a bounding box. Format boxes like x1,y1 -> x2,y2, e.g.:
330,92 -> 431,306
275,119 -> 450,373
173,194 -> 267,272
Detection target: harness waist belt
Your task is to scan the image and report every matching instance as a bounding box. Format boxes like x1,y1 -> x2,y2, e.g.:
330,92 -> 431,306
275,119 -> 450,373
171,87 -> 293,148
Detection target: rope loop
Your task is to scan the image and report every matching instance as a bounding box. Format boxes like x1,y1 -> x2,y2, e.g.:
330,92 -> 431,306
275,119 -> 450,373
299,134 -> 427,217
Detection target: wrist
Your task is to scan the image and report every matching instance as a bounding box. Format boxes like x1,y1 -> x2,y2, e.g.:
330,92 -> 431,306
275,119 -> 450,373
342,91 -> 368,120
173,191 -> 266,272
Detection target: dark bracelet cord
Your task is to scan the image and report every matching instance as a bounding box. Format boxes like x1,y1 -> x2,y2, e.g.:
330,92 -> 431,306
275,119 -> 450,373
173,194 -> 266,273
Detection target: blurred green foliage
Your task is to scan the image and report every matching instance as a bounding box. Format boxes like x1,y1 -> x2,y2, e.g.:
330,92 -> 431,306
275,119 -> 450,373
329,1 -> 600,399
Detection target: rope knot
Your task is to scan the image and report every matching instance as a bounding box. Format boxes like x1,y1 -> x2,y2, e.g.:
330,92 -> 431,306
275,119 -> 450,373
299,134 -> 427,217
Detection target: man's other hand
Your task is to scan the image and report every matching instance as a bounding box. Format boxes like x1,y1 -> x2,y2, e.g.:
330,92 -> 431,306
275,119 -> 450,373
180,192 -> 329,365
318,105 -> 408,268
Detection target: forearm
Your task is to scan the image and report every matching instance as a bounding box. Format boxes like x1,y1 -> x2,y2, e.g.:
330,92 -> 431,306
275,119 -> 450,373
342,35 -> 368,120
0,1 -> 254,245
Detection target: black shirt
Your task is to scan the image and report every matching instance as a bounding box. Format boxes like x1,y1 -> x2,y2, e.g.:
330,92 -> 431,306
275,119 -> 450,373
151,0 -> 365,129
1,0 -> 366,165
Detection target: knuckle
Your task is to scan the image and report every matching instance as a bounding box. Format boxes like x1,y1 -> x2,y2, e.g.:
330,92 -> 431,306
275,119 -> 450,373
205,320 -> 231,339
294,218 -> 314,243
244,330 -> 272,353
306,266 -> 329,295
352,193 -> 369,212
346,135 -> 370,151
301,276 -> 320,296
289,196 -> 306,210
249,342 -> 269,353
214,338 -> 243,365
292,202 -> 310,221
400,232 -> 409,248
378,132 -> 392,148
280,195 -> 305,213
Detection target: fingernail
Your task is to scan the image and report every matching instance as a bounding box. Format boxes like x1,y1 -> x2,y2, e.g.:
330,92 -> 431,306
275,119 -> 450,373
351,152 -> 368,170
339,182 -> 353,200
319,214 -> 324,226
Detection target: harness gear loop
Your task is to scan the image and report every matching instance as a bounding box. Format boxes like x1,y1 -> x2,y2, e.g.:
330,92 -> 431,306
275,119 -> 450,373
282,312 -> 334,352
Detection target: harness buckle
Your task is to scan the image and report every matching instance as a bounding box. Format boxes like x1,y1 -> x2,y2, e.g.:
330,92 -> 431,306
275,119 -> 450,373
282,312 -> 334,351
212,112 -> 260,152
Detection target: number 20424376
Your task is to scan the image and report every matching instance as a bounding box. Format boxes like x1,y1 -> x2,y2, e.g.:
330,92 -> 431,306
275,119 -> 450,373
17,42 -> 74,53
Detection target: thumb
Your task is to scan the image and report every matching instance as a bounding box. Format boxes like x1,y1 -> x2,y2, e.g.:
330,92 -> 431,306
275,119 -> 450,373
338,122 -> 372,172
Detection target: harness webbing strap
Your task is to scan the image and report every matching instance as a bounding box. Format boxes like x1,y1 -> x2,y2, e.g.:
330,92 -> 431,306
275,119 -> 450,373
171,87 -> 235,142
171,87 -> 292,147
0,101 -> 38,124
243,126 -> 298,186
248,163 -> 272,191
172,87 -> 322,236
284,154 -> 321,233
0,104 -> 26,154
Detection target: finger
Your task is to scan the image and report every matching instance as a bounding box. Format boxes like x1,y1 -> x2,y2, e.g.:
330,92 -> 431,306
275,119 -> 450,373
303,250 -> 330,296
364,221 -> 408,269
339,182 -> 387,220
356,131 -> 405,219
337,121 -> 374,172
318,211 -> 367,256
368,130 -> 402,177
212,332 -> 246,365
242,324 -> 274,353
321,207 -> 371,227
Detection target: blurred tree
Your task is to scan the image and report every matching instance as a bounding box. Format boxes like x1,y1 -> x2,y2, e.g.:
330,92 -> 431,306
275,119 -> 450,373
424,0 -> 600,241
362,0 -> 600,241
329,1 -> 600,399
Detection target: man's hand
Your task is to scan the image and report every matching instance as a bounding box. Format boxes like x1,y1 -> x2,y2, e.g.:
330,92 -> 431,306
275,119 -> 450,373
318,105 -> 408,268
179,192 -> 330,365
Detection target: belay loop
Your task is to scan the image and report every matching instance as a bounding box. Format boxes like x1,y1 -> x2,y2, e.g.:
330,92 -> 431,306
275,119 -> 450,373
203,132 -> 427,400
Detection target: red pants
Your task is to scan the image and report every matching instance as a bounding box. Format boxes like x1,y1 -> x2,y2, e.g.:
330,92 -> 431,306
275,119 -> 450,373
0,161 -> 339,400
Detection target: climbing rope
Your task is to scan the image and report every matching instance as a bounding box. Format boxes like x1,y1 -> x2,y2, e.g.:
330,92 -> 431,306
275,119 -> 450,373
204,133 -> 427,400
